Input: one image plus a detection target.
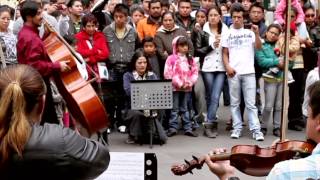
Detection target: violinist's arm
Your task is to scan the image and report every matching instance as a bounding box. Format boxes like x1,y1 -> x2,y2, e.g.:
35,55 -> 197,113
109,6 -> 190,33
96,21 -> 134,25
205,148 -> 238,180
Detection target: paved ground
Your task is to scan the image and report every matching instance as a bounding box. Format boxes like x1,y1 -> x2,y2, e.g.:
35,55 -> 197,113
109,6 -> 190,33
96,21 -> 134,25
107,104 -> 306,180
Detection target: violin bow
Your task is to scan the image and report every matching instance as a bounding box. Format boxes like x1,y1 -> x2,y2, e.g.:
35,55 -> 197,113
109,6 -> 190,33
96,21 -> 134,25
280,0 -> 292,141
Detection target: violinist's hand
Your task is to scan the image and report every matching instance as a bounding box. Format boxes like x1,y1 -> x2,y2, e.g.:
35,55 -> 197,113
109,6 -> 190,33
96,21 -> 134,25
205,148 -> 236,180
60,60 -> 71,72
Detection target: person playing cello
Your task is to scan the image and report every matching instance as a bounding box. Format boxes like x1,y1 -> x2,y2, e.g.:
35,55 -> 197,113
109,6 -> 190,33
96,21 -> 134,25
17,0 -> 70,124
206,81 -> 320,179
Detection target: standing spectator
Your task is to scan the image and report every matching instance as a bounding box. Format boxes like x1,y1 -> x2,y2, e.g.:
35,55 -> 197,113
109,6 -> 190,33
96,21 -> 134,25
175,0 -> 195,35
142,36 -> 162,78
192,8 -> 208,123
102,0 -> 120,28
220,3 -> 232,27
196,7 -> 228,138
142,0 -> 151,16
240,0 -> 252,25
103,4 -> 139,132
256,24 -> 283,137
190,0 -> 215,18
136,0 -> 162,41
13,0 -> 59,37
249,2 -> 267,120
221,3 -> 264,141
0,6 -> 17,67
74,13 -> 109,79
164,36 -> 199,137
154,11 -> 192,66
59,0 -> 83,44
130,5 -> 145,29
287,7 -> 313,131
303,5 -> 319,74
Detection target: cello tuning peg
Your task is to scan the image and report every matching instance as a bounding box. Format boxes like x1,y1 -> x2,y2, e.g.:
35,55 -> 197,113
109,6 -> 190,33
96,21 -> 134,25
184,159 -> 191,165
192,155 -> 199,161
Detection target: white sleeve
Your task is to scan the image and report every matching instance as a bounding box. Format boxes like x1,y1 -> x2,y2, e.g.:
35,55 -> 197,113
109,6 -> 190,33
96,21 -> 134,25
221,31 -> 229,48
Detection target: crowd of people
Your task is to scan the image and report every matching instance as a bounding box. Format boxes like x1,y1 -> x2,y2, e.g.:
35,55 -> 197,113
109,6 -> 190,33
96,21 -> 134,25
0,0 -> 320,178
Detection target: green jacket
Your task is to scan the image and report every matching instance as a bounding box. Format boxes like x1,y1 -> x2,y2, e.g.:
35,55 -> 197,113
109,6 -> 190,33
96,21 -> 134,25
256,41 -> 279,70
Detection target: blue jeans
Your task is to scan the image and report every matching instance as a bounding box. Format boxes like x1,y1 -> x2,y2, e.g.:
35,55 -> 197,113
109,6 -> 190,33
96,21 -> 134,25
228,73 -> 261,131
169,92 -> 192,132
262,81 -> 282,129
202,72 -> 226,122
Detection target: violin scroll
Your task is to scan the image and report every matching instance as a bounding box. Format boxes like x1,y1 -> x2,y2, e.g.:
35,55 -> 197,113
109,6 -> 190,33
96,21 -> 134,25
171,155 -> 205,176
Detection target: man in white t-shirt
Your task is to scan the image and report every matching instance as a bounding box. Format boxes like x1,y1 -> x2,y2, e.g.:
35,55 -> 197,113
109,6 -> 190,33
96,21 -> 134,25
221,3 -> 264,141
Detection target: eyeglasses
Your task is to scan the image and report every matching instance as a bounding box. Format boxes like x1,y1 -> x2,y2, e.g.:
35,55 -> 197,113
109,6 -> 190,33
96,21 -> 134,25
268,31 -> 280,36
306,14 -> 315,18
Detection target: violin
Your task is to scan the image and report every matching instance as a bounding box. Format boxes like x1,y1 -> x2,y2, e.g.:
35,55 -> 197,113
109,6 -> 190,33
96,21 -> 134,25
171,140 -> 316,176
172,1 -> 316,177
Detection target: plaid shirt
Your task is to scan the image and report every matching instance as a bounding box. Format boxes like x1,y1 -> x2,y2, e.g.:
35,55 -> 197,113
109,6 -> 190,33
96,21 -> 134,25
267,143 -> 320,180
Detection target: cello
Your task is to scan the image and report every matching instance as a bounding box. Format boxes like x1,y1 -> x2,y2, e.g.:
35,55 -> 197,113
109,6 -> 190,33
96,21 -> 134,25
171,0 -> 316,176
42,20 -> 108,134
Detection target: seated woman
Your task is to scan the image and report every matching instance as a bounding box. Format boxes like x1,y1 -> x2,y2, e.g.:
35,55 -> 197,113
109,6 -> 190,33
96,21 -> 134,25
0,65 -> 110,180
75,13 -> 109,79
123,50 -> 167,144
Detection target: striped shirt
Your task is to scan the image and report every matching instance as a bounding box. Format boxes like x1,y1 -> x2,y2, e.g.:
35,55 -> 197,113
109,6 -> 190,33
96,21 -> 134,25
267,143 -> 320,180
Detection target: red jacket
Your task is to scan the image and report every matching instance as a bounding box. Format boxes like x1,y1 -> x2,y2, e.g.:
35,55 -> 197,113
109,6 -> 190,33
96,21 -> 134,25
75,30 -> 109,65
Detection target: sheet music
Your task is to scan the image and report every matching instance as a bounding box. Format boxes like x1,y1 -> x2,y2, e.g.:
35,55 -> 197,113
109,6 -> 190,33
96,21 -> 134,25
95,152 -> 144,180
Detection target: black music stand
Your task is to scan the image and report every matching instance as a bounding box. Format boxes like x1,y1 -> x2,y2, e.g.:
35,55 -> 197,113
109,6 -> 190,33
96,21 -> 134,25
131,80 -> 172,148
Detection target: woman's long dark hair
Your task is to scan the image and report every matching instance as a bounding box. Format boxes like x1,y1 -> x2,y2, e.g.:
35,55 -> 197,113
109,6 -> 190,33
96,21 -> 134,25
129,49 -> 152,73
207,6 -> 223,34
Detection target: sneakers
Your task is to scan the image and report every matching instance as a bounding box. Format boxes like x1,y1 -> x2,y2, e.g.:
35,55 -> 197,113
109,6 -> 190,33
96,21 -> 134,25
261,128 -> 267,136
287,71 -> 295,84
230,129 -> 241,139
262,67 -> 279,79
118,125 -> 126,133
252,131 -> 264,141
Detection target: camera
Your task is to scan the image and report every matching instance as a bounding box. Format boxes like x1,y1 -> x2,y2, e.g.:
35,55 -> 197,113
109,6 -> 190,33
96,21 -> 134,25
244,23 -> 252,29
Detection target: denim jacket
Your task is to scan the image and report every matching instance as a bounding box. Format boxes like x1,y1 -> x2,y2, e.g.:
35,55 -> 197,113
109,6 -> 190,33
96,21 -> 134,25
103,23 -> 140,67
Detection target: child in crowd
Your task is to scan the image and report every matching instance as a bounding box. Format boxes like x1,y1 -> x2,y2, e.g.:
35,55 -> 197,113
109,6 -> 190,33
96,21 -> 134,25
142,36 -> 162,78
262,21 -> 300,84
164,36 -> 199,137
274,0 -> 304,25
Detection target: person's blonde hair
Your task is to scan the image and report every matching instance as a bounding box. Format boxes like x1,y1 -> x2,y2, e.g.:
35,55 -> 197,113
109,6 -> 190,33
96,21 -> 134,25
0,64 -> 46,165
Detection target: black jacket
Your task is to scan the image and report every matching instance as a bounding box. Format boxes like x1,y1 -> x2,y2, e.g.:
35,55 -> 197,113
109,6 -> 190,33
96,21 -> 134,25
3,123 -> 110,180
192,29 -> 213,68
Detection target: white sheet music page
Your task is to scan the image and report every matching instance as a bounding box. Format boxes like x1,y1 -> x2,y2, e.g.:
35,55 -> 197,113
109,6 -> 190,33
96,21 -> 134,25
95,152 -> 144,180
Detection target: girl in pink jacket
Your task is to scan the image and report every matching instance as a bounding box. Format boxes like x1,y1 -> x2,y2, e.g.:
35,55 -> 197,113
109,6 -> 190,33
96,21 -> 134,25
164,36 -> 199,137
275,0 -> 305,25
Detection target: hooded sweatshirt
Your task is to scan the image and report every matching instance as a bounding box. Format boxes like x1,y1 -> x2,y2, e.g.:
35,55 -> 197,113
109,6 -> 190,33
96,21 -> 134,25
163,36 -> 198,92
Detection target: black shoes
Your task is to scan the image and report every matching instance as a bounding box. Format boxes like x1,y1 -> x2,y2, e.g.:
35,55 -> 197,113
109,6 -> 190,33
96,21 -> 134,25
261,128 -> 267,136
288,124 -> 303,131
184,131 -> 198,137
166,129 -> 177,137
273,128 -> 280,137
